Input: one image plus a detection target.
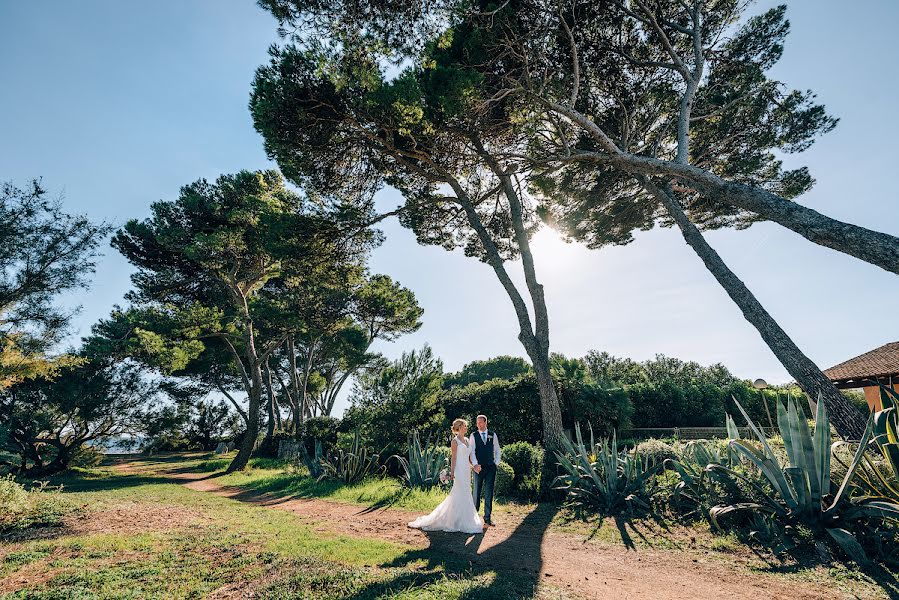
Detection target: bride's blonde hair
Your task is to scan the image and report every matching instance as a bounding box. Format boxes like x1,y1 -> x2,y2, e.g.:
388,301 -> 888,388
451,418 -> 467,434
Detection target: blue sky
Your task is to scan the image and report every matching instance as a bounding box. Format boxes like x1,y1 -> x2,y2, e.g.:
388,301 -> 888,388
2,1 -> 897,415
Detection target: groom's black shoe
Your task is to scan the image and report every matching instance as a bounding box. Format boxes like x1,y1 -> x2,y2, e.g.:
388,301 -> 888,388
484,518 -> 494,526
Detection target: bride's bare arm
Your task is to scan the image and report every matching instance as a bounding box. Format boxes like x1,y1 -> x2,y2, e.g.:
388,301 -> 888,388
450,438 -> 457,479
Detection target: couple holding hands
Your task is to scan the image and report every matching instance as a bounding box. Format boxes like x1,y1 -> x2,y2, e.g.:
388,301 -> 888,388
408,414 -> 501,534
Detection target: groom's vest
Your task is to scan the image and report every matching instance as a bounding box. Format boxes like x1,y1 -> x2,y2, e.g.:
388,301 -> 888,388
473,430 -> 496,467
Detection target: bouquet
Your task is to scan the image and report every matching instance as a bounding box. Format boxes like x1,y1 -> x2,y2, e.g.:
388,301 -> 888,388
439,468 -> 451,484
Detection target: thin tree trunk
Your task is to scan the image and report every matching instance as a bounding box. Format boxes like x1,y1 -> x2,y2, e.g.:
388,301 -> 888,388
448,173 -> 566,457
643,179 -> 867,439
263,360 -> 277,443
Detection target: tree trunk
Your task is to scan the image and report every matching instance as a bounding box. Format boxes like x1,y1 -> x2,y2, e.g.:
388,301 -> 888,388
448,166 -> 566,458
644,179 -> 867,439
228,364 -> 263,472
531,352 -> 566,458
263,361 -> 277,443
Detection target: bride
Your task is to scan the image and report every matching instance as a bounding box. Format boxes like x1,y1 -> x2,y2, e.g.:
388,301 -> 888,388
408,418 -> 485,534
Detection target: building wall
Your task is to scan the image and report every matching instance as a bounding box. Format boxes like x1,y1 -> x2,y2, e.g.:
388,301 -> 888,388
863,382 -> 899,412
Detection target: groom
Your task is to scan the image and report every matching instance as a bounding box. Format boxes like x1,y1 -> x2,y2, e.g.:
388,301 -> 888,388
470,414 -> 501,526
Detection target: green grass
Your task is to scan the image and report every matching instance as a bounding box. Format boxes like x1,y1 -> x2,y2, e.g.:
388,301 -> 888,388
218,467 -> 455,513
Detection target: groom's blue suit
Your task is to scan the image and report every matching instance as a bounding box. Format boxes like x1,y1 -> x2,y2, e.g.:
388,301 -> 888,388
471,429 -> 499,522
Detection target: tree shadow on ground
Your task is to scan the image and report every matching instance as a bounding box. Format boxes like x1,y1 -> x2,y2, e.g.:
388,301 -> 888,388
345,502 -> 563,600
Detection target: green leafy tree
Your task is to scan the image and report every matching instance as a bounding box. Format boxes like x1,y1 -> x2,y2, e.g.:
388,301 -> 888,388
444,355 -> 532,388
0,180 -> 110,388
110,170 -> 371,471
258,0 -> 892,440
343,345 -> 445,462
251,18 -> 568,457
0,354 -> 153,476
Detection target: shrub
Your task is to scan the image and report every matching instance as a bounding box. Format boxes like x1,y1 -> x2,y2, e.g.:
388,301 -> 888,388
494,462 -> 515,498
441,375 -> 632,446
0,476 -> 73,532
503,441 -> 544,499
70,445 -> 104,469
634,439 -> 678,466
300,417 -> 340,453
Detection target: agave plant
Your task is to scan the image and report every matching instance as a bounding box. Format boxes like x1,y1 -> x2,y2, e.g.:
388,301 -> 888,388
836,383 -> 899,503
318,429 -> 383,484
665,423 -> 741,518
554,424 -> 663,515
708,394 -> 899,563
391,431 -> 448,490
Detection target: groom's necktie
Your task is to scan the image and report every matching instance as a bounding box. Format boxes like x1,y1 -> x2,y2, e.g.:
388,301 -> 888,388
481,431 -> 487,444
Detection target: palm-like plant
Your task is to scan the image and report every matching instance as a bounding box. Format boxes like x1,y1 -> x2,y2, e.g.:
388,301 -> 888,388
391,431 -> 448,490
709,395 -> 899,563
318,429 -> 383,484
665,432 -> 743,519
554,424 -> 663,515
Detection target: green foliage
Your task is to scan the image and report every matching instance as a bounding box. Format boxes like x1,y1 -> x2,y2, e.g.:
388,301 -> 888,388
443,356 -> 532,388
837,384 -> 899,503
0,358 -> 154,476
502,441 -> 544,500
442,368 -> 632,446
0,180 -> 111,389
554,425 -> 663,515
300,416 -> 341,453
344,346 -> 445,465
494,462 -> 514,498
708,396 -> 899,563
391,431 -> 448,490
319,430 -> 383,484
299,439 -> 324,480
0,476 -> 73,532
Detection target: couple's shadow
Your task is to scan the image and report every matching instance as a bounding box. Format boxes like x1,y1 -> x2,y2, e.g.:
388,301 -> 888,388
342,502 -> 560,599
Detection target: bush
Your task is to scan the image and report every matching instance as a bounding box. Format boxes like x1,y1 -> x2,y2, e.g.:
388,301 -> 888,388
300,417 -> 341,452
503,441 -> 544,499
0,476 -> 73,532
494,462 -> 514,498
441,375 -> 632,446
634,439 -> 678,466
70,445 -> 104,469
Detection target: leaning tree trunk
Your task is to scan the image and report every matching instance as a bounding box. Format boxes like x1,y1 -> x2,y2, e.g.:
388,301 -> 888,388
644,179 -> 867,439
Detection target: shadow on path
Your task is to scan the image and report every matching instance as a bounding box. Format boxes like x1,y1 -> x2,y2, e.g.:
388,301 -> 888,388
358,503 -> 562,599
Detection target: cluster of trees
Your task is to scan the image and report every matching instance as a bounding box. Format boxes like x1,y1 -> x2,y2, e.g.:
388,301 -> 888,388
0,173 -> 423,475
250,0 -> 899,450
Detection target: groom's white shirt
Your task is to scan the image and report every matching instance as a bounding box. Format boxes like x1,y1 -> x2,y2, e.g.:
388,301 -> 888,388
469,430 -> 501,466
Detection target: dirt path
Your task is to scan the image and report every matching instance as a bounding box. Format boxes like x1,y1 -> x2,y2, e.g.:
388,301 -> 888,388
107,457 -> 843,600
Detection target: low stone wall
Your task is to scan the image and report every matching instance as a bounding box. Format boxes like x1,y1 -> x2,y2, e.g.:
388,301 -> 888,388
278,439 -> 302,460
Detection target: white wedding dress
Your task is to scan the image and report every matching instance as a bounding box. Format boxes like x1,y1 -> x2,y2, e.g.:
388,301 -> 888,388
408,436 -> 484,534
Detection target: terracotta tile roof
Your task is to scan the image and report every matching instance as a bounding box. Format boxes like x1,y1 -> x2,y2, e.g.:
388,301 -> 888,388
824,341 -> 899,382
